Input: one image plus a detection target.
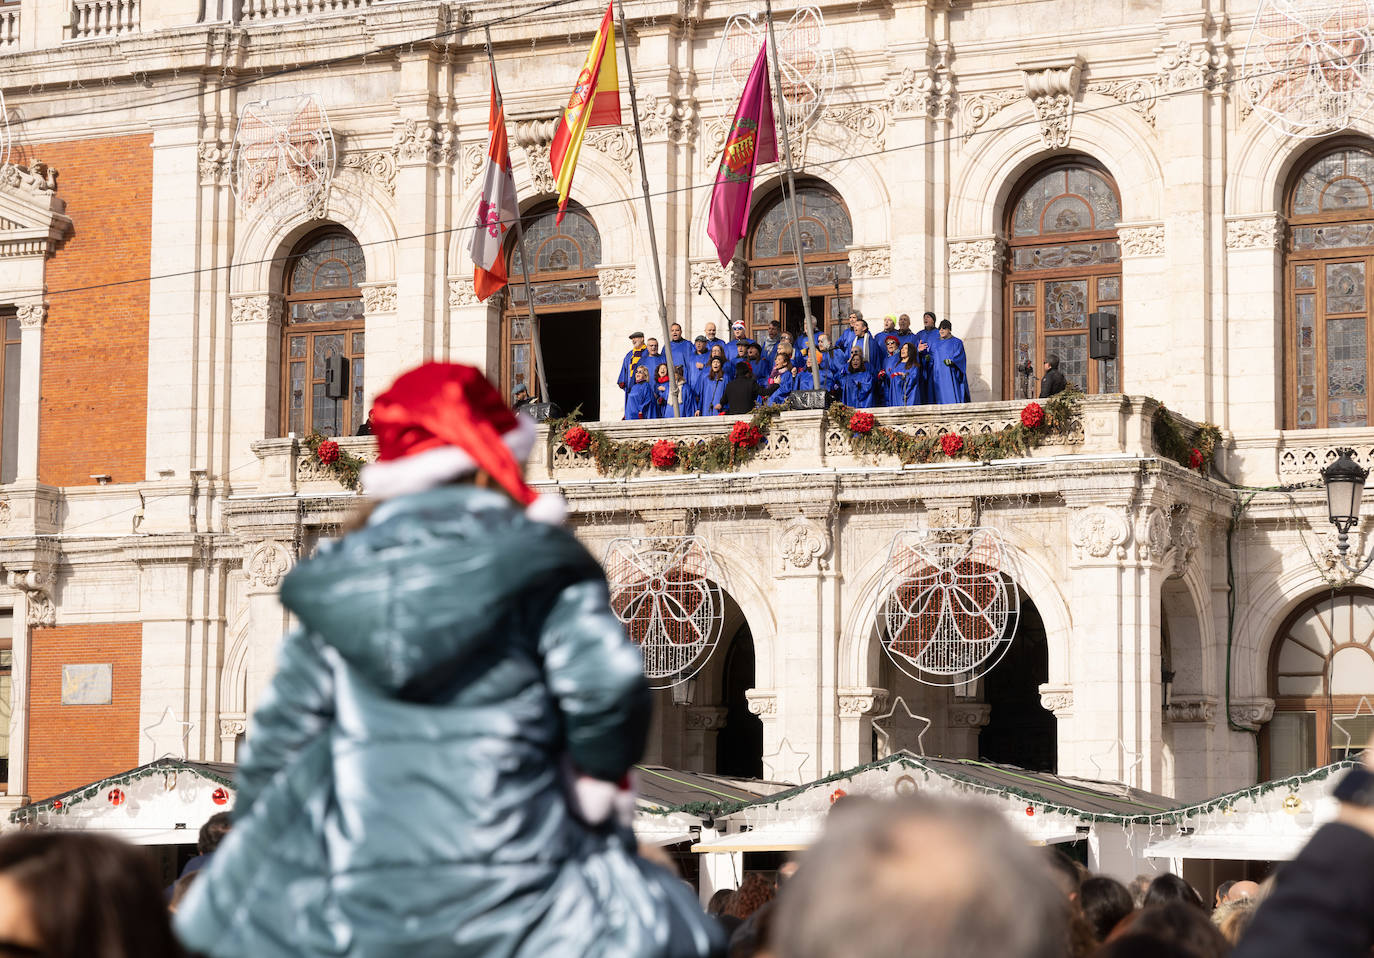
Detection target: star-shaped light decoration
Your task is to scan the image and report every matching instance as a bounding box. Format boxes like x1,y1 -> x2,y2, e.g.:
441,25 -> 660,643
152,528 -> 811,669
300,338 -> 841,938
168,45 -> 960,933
143,707 -> 195,761
1331,695 -> 1374,761
1087,738 -> 1144,786
871,695 -> 933,758
761,737 -> 811,786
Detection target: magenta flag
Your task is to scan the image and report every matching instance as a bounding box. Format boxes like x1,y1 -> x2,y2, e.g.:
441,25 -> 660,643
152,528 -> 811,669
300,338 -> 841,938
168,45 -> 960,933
707,44 -> 777,267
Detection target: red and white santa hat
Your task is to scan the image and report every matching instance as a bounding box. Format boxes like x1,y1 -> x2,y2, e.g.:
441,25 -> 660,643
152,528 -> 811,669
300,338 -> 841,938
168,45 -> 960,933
360,362 -> 566,524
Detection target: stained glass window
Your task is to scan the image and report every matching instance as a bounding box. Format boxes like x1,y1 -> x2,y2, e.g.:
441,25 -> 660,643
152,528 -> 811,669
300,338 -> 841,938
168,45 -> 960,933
750,185 -> 853,259
281,228 -> 366,438
1012,166 -> 1121,238
509,202 -> 601,278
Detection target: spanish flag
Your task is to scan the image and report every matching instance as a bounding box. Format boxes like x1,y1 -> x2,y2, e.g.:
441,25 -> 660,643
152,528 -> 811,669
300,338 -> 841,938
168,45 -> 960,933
549,1 -> 621,223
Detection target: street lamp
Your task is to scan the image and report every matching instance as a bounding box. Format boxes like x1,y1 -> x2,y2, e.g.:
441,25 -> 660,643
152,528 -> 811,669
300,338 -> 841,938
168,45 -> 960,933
1322,448 -> 1368,558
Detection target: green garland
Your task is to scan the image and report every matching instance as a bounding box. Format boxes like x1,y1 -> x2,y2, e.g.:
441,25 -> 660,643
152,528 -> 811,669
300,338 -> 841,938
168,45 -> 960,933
1153,406 -> 1224,472
826,389 -> 1084,465
303,432 -> 365,491
551,406 -> 785,477
10,758 -> 237,822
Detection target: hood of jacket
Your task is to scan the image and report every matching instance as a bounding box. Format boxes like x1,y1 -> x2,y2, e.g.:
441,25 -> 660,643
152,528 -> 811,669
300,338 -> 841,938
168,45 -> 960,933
279,485 -> 603,697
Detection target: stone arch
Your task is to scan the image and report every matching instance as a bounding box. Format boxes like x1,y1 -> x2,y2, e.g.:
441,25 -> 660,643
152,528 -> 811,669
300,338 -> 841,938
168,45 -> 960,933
1163,564 -> 1217,696
692,533 -> 780,688
1232,564 -> 1347,698
948,100 -> 1164,239
1227,116 -> 1374,215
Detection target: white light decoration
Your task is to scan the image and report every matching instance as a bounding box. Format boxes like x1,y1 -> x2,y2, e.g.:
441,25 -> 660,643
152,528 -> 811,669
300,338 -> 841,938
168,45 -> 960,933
231,94 -> 336,220
0,91 -> 11,170
713,5 -> 834,136
1242,0 -> 1374,138
871,695 -> 932,758
876,528 -> 1020,687
604,536 -> 724,690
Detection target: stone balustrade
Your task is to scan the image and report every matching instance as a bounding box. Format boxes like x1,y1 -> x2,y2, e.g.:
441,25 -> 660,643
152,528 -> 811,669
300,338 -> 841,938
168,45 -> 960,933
241,0 -> 371,22
248,395 -> 1203,493
0,5 -> 19,49
68,0 -> 139,40
1227,428 -> 1374,488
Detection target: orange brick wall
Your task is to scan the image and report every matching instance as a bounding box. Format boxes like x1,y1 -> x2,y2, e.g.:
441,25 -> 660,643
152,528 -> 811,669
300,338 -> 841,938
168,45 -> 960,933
37,135 -> 152,486
27,623 -> 142,800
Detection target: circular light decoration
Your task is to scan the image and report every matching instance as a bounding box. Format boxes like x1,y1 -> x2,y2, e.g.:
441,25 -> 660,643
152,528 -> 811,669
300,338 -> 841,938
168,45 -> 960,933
876,528 -> 1021,687
231,94 -> 336,221
713,6 -> 834,138
1242,0 -> 1374,138
604,536 -> 724,690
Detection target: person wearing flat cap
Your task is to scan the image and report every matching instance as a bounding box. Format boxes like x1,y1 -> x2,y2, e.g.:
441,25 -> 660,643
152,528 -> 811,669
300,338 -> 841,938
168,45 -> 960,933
616,331 -> 648,417
511,382 -> 532,411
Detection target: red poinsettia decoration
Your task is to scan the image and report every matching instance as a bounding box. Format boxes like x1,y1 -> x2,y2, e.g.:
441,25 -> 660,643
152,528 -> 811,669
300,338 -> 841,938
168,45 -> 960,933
1020,401 -> 1045,428
1188,447 -> 1205,470
849,411 -> 876,434
729,421 -> 763,448
316,439 -> 341,465
940,433 -> 965,457
563,425 -> 591,453
650,439 -> 678,469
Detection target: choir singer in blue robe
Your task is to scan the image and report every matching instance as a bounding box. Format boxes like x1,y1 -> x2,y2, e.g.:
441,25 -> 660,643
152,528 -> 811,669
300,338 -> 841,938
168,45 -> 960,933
929,319 -> 971,404
624,365 -> 658,419
878,336 -> 904,407
915,312 -> 942,404
898,342 -> 922,405
697,357 -> 729,416
841,352 -> 875,409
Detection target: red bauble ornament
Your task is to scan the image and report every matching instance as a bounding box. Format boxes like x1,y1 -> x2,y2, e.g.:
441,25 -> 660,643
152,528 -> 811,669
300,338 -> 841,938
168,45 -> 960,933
211,787 -> 230,806
650,439 -> 678,469
1020,402 -> 1045,428
940,433 -> 965,457
829,788 -> 848,804
1188,447 -> 1205,470
1025,805 -> 1035,817
729,421 -> 763,449
52,800 -> 63,810
316,439 -> 341,465
849,411 -> 876,435
563,425 -> 591,453
107,788 -> 125,807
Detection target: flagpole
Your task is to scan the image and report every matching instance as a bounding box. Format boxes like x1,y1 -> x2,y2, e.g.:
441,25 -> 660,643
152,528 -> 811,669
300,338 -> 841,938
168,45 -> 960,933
484,26 -> 552,409
762,0 -> 821,389
614,0 -> 681,416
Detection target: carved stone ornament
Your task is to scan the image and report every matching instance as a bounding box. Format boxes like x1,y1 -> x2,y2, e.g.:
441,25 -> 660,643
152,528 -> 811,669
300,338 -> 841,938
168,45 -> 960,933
1038,684 -> 1074,715
885,65 -> 954,119
820,105 -> 889,150
1135,504 -> 1199,574
1156,39 -> 1230,93
230,294 -> 283,326
1228,696 -> 1275,731
1085,78 -> 1158,128
1117,225 -> 1166,258
597,268 -> 636,298
948,239 -> 1006,272
8,567 -> 55,628
684,706 -> 728,731
1226,214 -> 1285,250
1166,695 -> 1218,724
1316,523 -> 1367,573
925,500 -> 978,531
0,161 -> 58,195
361,284 -> 398,314
838,687 -> 890,717
637,95 -> 697,143
0,499 -> 11,530
198,141 -> 230,184
459,143 -> 485,188
449,278 -> 481,309
1070,506 -> 1132,560
947,702 -> 992,728
586,128 -> 636,175
690,259 -> 746,291
745,689 -> 777,716
960,89 -> 1022,143
1021,58 -> 1083,149
245,540 -> 294,591
779,516 -> 831,570
15,303 -> 47,328
848,246 -> 891,278
394,119 -> 456,166
518,142 -> 557,196
219,718 -> 247,738
341,149 -> 398,196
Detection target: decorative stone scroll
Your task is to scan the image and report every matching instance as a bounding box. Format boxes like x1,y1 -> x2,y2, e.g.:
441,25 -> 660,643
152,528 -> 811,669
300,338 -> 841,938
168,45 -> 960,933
1069,506 -> 1132,561
745,688 -> 777,716
8,567 -> 55,628
959,89 -> 1021,143
1225,214 -> 1285,250
690,259 -> 747,291
1228,696 -> 1275,731
448,279 -> 481,309
597,268 -> 636,298
1038,684 -> 1074,716
15,303 -> 46,328
685,706 -> 728,730
361,283 -> 398,314
947,701 -> 992,728
341,149 -> 398,196
1156,39 -> 1230,93
948,238 -> 1005,272
837,687 -> 890,717
637,95 -> 697,143
778,516 -> 831,570
1166,695 -> 1218,724
1021,56 -> 1083,149
847,246 -> 891,278
230,294 -> 283,326
884,64 -> 955,120
1117,225 -> 1166,258
1085,78 -> 1158,128
394,119 -> 456,166
244,540 -> 293,591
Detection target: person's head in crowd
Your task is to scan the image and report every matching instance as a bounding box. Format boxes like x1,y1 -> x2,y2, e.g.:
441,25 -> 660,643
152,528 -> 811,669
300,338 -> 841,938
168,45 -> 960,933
882,314 -> 896,331
938,319 -> 953,339
747,343 -> 763,364
1225,879 -> 1259,902
633,365 -> 649,385
1210,896 -> 1257,945
731,321 -> 748,342
1126,902 -> 1229,958
856,318 -> 871,337
898,313 -> 912,333
922,311 -> 937,330
628,331 -> 645,349
705,322 -> 719,340
1043,848 -> 1082,902
0,831 -> 186,958
709,343 -> 728,366
511,383 -> 529,406
781,331 -> 795,346
772,352 -> 789,373
646,337 -> 660,356
197,812 -> 231,858
771,796 -> 1067,958
725,873 -> 775,921
694,335 -> 709,354
848,351 -> 865,372
1079,876 -> 1134,942
1045,353 -> 1061,374
708,357 -> 725,379
900,342 -> 917,367
1143,874 -> 1206,912
729,900 -> 777,958
778,859 -> 799,884
767,319 -> 782,341
1092,934 -> 1195,958
655,364 -> 670,383
1213,880 -> 1234,908
1126,875 -> 1151,909
669,322 -> 684,342
885,336 -> 899,356
707,889 -> 734,916
848,308 -> 863,329
817,333 -> 831,351
735,361 -> 753,380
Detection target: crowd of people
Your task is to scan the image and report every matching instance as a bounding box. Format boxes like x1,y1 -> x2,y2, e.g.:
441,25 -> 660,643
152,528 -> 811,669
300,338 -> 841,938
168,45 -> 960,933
613,309 -> 1013,419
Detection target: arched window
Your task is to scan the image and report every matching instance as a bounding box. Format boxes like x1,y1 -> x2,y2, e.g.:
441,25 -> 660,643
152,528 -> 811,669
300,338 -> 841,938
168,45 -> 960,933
503,200 -> 602,419
1265,590 -> 1374,778
1004,161 -> 1122,398
747,182 -> 853,343
281,228 -> 366,438
1286,143 -> 1374,428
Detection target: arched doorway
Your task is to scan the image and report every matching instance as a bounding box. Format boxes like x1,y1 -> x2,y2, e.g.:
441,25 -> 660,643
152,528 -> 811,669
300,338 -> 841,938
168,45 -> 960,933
979,599 -> 1056,772
281,227 -> 367,438
1003,159 -> 1123,398
1264,589 -> 1374,778
746,181 -> 853,343
716,624 -> 763,778
1284,142 -> 1374,428
503,200 -> 601,419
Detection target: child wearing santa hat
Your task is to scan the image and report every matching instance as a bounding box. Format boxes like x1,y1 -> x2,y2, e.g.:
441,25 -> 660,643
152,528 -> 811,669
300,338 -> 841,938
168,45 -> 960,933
176,363 -> 723,958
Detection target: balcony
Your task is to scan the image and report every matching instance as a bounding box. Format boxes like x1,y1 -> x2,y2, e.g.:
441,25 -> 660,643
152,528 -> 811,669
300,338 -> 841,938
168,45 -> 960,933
68,1 -> 139,41
0,4 -> 18,50
248,396 -> 1208,495
240,0 -> 372,23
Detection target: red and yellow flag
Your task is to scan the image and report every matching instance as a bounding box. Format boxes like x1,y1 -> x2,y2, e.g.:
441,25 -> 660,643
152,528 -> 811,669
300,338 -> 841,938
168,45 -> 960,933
549,2 -> 621,223
470,66 -> 519,301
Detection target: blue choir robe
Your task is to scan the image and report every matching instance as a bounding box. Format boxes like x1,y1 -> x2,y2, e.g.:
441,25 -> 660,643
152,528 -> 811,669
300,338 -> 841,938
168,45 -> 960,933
762,368 -> 795,407
641,353 -> 667,382
706,337 -> 727,354
793,366 -> 831,393
625,380 -> 658,419
679,376 -> 701,417
841,369 -> 876,408
617,347 -> 648,391
834,327 -> 856,355
653,376 -> 676,418
724,338 -> 757,364
686,351 -> 712,386
849,333 -> 883,371
899,363 -> 923,405
875,329 -> 902,355
667,339 -> 694,373
914,329 -> 941,404
930,336 -> 971,404
697,376 -> 728,416
760,336 -> 783,367
881,353 -> 907,407
750,357 -> 771,381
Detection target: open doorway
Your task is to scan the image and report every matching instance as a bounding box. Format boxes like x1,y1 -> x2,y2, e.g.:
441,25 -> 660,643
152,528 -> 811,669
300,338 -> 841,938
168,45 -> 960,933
979,599 -> 1057,772
716,625 -> 763,778
538,311 -> 600,421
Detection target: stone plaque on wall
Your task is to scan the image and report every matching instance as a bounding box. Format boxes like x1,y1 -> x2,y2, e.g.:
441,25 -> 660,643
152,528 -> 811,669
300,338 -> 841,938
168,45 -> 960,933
61,664 -> 112,705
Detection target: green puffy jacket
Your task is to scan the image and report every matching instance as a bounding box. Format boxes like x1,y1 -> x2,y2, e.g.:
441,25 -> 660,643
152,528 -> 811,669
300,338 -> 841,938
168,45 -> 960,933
175,486 -> 723,958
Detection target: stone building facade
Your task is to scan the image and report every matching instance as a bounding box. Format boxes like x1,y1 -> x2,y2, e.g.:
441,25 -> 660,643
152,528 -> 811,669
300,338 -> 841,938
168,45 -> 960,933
0,0 -> 1368,816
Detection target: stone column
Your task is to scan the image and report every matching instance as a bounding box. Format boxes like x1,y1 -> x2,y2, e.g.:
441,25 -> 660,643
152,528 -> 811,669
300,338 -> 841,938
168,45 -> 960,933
1164,695 -> 1219,801
837,687 -> 889,766
229,293 -> 284,461
946,237 -> 1004,400
1223,213 -> 1285,434
848,248 -> 893,326
945,700 -> 991,758
1038,684 -> 1075,774
447,279 -> 502,381
241,538 -> 296,716
683,706 -> 728,772
598,266 -> 639,420
13,304 -> 45,481
361,282 -> 400,412
5,561 -> 56,800
1117,224 -> 1168,397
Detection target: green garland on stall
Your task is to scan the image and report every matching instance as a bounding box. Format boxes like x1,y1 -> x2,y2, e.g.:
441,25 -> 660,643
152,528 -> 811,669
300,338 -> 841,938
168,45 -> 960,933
1152,406 -> 1224,473
10,759 -> 237,822
303,432 -> 366,492
551,406 -> 785,477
